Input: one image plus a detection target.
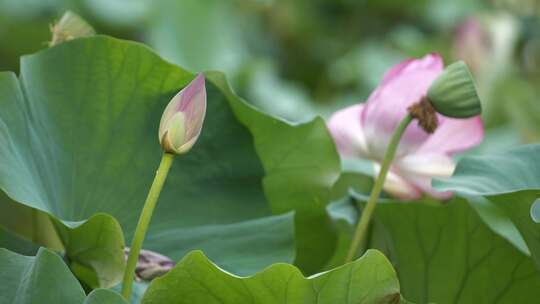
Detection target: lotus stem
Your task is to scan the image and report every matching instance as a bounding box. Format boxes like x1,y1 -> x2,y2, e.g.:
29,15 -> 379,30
121,152 -> 175,299
345,114 -> 413,263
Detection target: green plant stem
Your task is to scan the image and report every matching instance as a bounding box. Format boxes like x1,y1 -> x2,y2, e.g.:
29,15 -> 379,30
121,152 -> 175,299
345,114 -> 414,263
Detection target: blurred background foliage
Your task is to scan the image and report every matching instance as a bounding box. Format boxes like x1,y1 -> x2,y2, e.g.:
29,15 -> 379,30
1,0 -> 539,142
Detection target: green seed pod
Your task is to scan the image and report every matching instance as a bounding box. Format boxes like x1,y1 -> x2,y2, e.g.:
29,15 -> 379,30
427,61 -> 482,118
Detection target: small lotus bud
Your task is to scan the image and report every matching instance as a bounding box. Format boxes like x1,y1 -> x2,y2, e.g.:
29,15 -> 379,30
159,74 -> 207,154
49,11 -> 95,47
124,247 -> 175,282
427,61 -> 482,118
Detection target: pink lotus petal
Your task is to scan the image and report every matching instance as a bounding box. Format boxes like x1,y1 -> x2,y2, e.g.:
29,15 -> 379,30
416,116 -> 483,155
397,153 -> 455,177
362,54 -> 444,158
373,163 -> 422,200
327,104 -> 370,158
179,73 -> 206,112
381,53 -> 443,85
182,81 -> 207,142
403,174 -> 453,199
395,153 -> 455,199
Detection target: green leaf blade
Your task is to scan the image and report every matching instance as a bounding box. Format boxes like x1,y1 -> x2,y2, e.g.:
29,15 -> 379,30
141,249 -> 406,304
434,144 -> 540,270
0,34 -> 341,286
0,247 -> 86,304
373,199 -> 540,304
84,289 -> 129,304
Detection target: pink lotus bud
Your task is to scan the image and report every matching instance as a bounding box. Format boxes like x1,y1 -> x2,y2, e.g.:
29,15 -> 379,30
159,74 -> 207,154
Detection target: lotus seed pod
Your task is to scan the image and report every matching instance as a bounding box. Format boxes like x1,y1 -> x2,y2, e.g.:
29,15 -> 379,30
427,61 -> 482,118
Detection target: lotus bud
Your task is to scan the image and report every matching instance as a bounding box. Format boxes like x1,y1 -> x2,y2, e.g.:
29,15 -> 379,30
49,11 -> 95,47
124,248 -> 175,282
427,61 -> 482,118
159,74 -> 207,154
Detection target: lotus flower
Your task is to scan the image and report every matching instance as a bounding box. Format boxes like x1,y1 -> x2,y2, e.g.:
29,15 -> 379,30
328,54 -> 484,200
159,73 -> 207,154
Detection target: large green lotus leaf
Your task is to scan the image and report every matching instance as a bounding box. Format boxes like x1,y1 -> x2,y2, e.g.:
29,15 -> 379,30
434,144 -> 540,269
0,35 -> 340,284
0,247 -> 86,303
324,197 -> 358,269
0,73 -> 125,288
373,199 -> 540,304
0,224 -> 39,256
0,197 -> 126,290
0,247 -> 128,304
209,72 -> 341,273
84,289 -> 129,304
1,192 -> 127,289
0,73 -> 126,288
461,195 -> 529,255
434,145 -> 540,195
141,249 -> 408,304
0,192 -> 62,251
112,281 -> 147,304
0,36 -> 291,281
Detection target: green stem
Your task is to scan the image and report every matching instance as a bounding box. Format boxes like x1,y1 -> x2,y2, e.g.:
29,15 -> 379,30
121,152 -> 175,299
345,114 -> 413,263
